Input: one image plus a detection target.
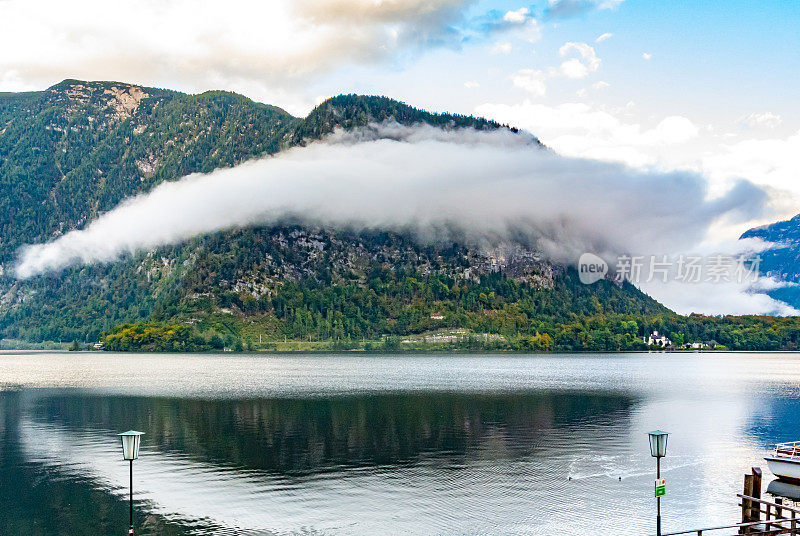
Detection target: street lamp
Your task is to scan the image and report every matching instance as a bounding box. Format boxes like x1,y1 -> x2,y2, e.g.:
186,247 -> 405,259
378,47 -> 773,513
118,431 -> 144,535
648,430 -> 669,536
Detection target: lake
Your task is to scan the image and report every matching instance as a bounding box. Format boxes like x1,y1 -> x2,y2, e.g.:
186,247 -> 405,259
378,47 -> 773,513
0,352 -> 799,535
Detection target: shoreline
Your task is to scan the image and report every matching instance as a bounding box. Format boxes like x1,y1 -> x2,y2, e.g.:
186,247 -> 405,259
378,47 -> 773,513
3,347 -> 800,355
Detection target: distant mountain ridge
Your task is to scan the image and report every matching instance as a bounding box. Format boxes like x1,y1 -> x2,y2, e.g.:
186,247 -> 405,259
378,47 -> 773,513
741,213 -> 800,309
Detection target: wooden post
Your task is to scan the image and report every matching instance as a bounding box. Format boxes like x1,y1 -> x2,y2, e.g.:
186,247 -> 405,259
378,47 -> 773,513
742,473 -> 754,532
752,467 -> 762,532
765,502 -> 771,532
752,467 -> 762,503
776,497 -> 783,533
752,467 -> 762,527
792,517 -> 797,536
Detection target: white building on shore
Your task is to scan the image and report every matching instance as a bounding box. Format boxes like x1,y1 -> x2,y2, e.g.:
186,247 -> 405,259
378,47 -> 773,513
645,331 -> 672,347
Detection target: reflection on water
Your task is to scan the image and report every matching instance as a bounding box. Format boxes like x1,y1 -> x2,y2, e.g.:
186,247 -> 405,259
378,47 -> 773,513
0,352 -> 799,535
34,392 -> 633,474
5,390 -> 636,535
749,395 -> 800,447
0,392 -> 193,536
767,479 -> 800,502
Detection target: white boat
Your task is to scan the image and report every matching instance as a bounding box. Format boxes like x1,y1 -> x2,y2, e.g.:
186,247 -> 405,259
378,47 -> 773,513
766,441 -> 800,482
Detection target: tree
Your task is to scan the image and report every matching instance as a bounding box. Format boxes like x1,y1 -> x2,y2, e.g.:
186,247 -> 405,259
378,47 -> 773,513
383,335 -> 401,352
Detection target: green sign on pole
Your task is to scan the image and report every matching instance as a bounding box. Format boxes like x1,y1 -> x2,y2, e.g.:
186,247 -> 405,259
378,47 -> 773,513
655,478 -> 666,497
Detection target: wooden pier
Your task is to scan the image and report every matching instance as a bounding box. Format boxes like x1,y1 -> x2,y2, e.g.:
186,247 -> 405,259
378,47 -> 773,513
663,468 -> 800,536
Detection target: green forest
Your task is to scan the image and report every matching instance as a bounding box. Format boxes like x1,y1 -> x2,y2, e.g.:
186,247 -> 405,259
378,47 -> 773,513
95,263 -> 800,354
98,313 -> 800,353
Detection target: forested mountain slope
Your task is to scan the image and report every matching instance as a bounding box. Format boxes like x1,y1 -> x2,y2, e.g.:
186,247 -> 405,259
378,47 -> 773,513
0,80 -> 686,351
0,81 -> 502,263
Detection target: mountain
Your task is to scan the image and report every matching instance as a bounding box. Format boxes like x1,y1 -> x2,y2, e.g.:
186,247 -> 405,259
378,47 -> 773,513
0,80 -> 504,263
0,79 -> 716,352
741,213 -> 800,309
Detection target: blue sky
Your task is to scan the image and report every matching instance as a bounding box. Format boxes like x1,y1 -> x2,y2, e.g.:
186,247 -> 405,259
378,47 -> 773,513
318,0 -> 800,122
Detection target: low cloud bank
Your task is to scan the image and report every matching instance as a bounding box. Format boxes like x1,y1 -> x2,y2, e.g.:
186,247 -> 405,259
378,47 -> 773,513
13,123 -> 778,312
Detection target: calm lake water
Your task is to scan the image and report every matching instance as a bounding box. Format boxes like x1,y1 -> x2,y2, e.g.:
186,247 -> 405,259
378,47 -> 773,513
1,352 -> 799,535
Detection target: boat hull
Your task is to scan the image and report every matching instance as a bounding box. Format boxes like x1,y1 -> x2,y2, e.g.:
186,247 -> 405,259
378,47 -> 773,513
768,478 -> 800,501
766,456 -> 800,483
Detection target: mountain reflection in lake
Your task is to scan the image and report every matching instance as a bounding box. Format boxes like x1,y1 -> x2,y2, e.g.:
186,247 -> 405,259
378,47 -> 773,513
0,352 -> 797,535
32,392 -> 633,474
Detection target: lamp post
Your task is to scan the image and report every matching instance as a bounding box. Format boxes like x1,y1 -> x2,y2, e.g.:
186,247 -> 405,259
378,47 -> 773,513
118,431 -> 144,535
648,430 -> 669,536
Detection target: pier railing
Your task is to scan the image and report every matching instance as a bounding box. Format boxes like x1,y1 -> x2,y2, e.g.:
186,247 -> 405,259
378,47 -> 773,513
659,467 -> 800,536
662,515 -> 797,536
774,443 -> 800,460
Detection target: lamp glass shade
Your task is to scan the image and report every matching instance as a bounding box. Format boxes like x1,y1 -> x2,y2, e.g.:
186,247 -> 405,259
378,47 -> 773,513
648,430 -> 668,457
118,430 -> 144,460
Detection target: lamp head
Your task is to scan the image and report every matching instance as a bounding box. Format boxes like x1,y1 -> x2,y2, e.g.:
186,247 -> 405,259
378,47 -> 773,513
648,430 -> 668,458
118,430 -> 144,461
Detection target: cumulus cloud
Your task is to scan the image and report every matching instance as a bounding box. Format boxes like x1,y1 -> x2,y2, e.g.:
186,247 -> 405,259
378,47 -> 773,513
476,100 -> 699,167
510,69 -> 547,96
653,116 -> 699,144
0,0 -> 525,111
495,8 -> 542,43
503,7 -> 530,23
739,112 -> 783,130
560,59 -> 590,79
701,130 -> 800,193
559,42 -> 601,79
642,52 -> 653,60
592,80 -> 610,90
